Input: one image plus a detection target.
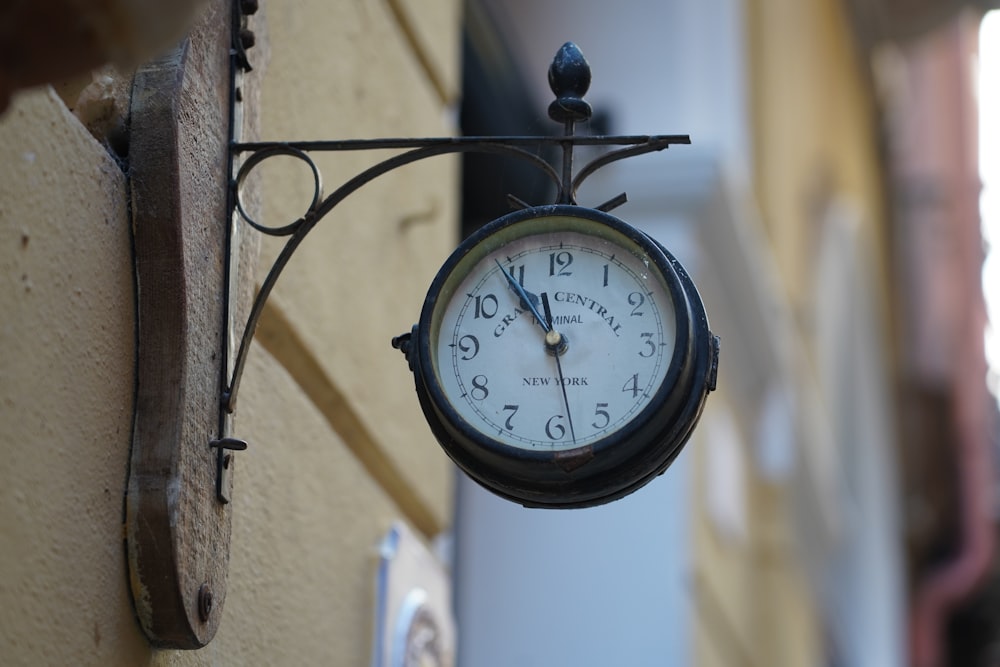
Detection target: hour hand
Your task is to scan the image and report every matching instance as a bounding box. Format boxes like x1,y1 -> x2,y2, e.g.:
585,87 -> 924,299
495,260 -> 549,332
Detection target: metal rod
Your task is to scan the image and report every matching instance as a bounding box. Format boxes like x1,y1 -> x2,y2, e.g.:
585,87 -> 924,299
232,134 -> 690,153
218,0 -> 247,453
559,120 -> 576,204
572,137 -> 687,197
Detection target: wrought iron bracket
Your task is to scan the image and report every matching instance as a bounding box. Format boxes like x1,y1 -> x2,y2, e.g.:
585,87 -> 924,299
219,41 -> 691,448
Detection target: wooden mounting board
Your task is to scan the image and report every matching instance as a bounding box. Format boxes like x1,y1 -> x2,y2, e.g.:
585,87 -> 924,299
124,0 -> 258,648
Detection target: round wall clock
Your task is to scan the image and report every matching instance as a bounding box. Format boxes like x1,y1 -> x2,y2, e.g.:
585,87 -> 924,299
394,205 -> 718,508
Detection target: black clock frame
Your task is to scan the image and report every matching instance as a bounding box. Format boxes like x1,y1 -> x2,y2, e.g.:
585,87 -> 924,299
401,205 -> 718,508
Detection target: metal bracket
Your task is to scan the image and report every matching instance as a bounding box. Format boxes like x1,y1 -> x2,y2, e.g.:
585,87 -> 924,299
214,0 -> 258,501
218,42 -> 690,425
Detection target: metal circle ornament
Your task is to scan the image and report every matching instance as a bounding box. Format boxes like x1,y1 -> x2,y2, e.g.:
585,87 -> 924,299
395,205 -> 719,508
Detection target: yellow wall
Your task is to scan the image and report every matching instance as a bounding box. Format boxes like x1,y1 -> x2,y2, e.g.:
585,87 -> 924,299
255,0 -> 460,531
691,0 -> 890,666
0,0 -> 460,664
749,0 -> 886,313
0,90 -> 146,663
689,395 -> 823,667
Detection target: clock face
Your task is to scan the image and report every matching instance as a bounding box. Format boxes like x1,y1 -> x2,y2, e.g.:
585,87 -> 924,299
429,220 -> 677,451
408,205 -> 715,508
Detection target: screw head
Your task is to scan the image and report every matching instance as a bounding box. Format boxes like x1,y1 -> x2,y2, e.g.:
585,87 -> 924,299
198,584 -> 213,623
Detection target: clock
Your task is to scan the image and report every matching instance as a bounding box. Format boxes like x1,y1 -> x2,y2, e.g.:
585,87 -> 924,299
394,204 -> 718,508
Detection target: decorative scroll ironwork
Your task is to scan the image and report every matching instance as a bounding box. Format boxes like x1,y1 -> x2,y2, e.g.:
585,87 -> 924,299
220,36 -> 690,436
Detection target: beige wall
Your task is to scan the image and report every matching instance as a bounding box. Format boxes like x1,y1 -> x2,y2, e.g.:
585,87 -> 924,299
690,393 -> 822,667
0,89 -> 146,664
691,0 -> 892,666
749,0 -> 887,318
0,0 -> 460,664
256,0 -> 460,532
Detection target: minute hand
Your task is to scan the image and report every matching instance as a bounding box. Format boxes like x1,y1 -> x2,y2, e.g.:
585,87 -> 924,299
541,291 -> 576,444
495,260 -> 550,333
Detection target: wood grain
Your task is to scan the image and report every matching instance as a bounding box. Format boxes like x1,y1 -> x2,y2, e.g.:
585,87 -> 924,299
124,0 -> 255,648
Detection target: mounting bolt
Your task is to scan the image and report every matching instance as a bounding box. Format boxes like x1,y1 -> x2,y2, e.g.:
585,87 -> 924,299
198,584 -> 213,623
239,28 -> 256,50
240,0 -> 260,14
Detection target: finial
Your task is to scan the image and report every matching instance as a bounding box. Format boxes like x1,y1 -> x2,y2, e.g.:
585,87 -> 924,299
548,42 -> 593,124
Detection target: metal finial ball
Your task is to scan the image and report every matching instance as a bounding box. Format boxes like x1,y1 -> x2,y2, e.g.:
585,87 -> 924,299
548,42 -> 592,123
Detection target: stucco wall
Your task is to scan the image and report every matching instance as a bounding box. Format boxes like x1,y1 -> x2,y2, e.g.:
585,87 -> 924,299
749,0 -> 887,313
688,0 -> 895,665
0,0 -> 460,664
256,0 -> 459,530
0,89 -> 146,665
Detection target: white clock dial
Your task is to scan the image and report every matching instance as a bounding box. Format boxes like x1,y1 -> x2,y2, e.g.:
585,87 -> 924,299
404,205 -> 717,508
430,221 -> 676,451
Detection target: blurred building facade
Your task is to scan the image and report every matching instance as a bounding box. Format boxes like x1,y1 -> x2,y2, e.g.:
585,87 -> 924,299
456,1 -> 998,666
0,0 -> 997,666
874,12 -> 999,667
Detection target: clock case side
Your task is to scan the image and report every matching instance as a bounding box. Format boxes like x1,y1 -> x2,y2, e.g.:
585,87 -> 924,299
406,205 -> 718,508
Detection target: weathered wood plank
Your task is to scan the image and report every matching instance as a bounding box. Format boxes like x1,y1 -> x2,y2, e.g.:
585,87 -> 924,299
124,0 -> 258,648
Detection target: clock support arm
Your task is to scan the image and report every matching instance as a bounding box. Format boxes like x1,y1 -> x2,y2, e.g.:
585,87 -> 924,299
220,41 -> 690,490
225,137 -> 688,416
